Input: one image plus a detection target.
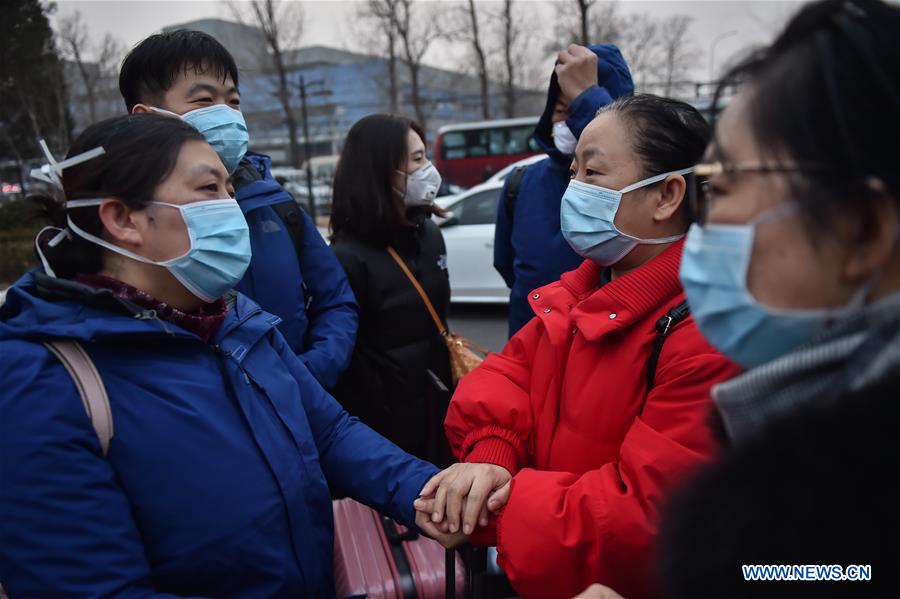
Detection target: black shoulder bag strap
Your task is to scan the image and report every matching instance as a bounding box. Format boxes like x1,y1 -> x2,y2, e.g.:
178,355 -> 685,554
271,200 -> 306,258
645,300 -> 691,396
503,165 -> 528,222
271,200 -> 312,309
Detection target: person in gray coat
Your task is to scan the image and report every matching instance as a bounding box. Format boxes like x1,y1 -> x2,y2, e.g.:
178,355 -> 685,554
658,1 -> 900,596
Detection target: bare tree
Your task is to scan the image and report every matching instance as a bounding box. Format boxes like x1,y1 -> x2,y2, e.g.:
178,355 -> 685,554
57,11 -> 123,124
392,0 -> 444,131
464,0 -> 491,119
551,1 -> 619,50
488,0 -> 550,110
615,13 -> 660,90
357,0 -> 400,113
576,0 -> 595,46
488,0 -> 544,117
231,0 -> 305,167
549,2 -> 700,97
659,16 -> 698,97
500,0 -> 517,117
57,13 -> 93,120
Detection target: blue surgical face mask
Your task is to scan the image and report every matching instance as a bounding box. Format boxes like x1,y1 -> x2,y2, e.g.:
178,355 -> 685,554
65,198 -> 252,303
560,168 -> 693,266
680,203 -> 870,369
153,105 -> 249,174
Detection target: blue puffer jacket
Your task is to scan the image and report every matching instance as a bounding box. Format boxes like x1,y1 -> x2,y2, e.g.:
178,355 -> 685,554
0,270 -> 437,598
494,44 -> 633,337
234,152 -> 358,389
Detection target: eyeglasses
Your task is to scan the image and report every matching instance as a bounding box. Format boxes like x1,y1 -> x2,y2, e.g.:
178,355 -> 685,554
687,160 -> 828,225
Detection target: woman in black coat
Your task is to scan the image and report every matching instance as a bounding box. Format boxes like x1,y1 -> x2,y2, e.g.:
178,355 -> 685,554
329,114 -> 452,459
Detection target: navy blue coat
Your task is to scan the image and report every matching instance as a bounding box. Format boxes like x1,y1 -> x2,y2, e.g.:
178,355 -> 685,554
0,271 -> 437,598
234,152 -> 358,389
494,45 -> 633,337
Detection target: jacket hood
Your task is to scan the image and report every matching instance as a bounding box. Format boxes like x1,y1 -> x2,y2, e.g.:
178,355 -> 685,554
0,270 -> 267,344
535,44 -> 634,161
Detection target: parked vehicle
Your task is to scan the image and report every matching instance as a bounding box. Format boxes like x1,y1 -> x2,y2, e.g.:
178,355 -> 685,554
485,154 -> 548,185
434,117 -> 540,188
270,166 -> 332,215
434,181 -> 508,304
302,155 -> 340,183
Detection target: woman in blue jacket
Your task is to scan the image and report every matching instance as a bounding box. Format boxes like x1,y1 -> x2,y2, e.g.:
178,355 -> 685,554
0,113 -> 438,598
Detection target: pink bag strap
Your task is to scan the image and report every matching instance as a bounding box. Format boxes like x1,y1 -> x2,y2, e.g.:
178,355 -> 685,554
45,340 -> 113,456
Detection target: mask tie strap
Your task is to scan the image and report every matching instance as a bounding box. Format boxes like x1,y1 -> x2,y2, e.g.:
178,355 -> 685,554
619,167 -> 694,194
29,143 -> 106,189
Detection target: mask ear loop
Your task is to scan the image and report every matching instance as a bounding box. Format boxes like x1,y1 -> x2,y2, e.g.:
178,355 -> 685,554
612,167 -> 696,244
619,167 -> 695,194
34,227 -> 71,278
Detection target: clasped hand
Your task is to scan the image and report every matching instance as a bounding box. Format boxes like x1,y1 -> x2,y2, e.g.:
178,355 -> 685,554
413,463 -> 512,548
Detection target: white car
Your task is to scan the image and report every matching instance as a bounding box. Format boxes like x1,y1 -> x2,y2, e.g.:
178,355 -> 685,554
484,154 -> 547,185
434,180 -> 509,304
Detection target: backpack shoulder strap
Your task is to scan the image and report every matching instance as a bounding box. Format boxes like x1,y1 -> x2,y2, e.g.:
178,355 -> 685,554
645,300 -> 691,396
271,200 -> 313,308
44,340 -> 113,456
271,200 -> 307,259
503,165 -> 528,222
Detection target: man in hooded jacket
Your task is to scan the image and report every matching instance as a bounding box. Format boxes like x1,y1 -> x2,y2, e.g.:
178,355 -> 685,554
494,44 -> 633,337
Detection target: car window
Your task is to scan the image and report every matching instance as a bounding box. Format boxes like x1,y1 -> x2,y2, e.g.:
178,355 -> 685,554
452,189 -> 500,226
440,124 -> 538,159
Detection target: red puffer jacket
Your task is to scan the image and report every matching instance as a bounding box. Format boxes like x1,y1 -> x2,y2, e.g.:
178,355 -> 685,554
444,241 -> 740,599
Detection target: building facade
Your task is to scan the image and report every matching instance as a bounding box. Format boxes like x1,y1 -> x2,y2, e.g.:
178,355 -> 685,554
63,18 -> 545,168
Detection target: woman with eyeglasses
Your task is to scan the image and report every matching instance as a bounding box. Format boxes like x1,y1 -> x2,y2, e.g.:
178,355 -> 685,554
413,94 -> 741,599
657,0 -> 900,596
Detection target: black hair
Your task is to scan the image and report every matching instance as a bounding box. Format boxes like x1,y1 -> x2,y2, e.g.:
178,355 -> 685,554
329,114 -> 429,247
599,93 -> 711,223
712,0 -> 900,235
119,30 -> 240,111
659,371 -> 900,598
600,93 -> 710,178
31,113 -> 205,278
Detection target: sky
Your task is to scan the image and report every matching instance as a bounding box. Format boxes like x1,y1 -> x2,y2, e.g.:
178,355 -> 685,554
49,0 -> 808,84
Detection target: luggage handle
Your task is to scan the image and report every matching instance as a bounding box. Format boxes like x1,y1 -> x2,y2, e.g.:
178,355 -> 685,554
380,515 -> 419,545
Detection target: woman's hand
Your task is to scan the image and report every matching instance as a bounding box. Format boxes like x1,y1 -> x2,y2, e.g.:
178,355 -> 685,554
573,584 -> 625,598
415,509 -> 468,549
415,463 -> 512,535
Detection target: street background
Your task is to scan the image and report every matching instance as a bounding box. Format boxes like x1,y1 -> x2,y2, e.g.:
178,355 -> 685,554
2,0 -> 813,288
449,303 -> 509,353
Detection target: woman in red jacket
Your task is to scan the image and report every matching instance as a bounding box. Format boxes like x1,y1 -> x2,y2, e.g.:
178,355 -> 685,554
415,94 -> 741,598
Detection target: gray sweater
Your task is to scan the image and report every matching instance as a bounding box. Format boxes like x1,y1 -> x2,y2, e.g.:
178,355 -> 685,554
712,290 -> 900,444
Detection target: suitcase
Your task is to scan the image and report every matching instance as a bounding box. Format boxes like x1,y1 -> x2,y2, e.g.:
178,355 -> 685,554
333,498 -> 466,599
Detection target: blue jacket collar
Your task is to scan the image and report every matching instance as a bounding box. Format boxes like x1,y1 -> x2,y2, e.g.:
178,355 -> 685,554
0,270 -> 278,347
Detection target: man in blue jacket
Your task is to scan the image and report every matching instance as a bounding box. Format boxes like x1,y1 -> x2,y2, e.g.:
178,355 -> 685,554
494,44 -> 633,337
119,30 -> 358,388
